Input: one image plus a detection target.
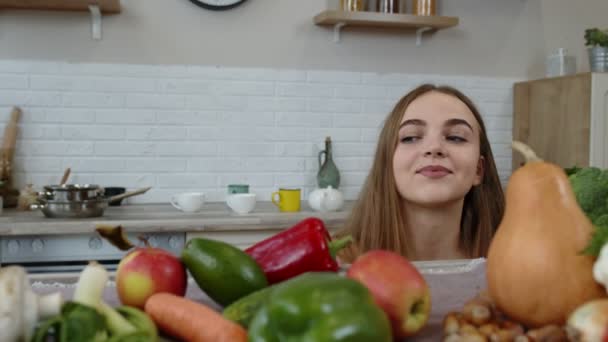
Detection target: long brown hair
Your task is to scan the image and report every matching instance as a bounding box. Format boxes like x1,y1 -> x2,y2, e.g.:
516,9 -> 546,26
338,84 -> 505,262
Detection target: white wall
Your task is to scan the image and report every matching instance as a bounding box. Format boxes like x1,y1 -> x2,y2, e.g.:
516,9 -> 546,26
0,0 -> 605,78
0,60 -> 516,203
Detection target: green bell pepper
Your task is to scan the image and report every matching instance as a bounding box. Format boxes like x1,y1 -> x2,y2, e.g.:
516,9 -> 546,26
248,272 -> 392,342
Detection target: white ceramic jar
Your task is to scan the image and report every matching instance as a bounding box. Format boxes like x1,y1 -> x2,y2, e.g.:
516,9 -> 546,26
308,186 -> 344,212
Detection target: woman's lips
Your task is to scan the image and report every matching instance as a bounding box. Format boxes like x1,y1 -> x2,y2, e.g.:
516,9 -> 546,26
417,165 -> 452,179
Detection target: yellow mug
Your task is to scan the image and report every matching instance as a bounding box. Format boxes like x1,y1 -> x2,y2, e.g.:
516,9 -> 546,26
271,188 -> 301,212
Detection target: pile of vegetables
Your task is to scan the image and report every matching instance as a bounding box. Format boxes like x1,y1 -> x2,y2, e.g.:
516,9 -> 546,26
18,216 -> 425,341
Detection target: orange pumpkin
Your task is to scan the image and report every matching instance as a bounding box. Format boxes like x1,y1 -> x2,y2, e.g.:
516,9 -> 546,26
486,141 -> 606,327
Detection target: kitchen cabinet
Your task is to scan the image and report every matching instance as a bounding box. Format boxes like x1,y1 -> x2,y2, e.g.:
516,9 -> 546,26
0,202 -> 350,272
0,0 -> 121,40
313,10 -> 458,45
512,72 -> 608,171
186,225 -> 342,250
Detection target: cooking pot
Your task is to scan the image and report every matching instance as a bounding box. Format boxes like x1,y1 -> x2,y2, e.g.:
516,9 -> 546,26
38,184 -> 104,202
31,199 -> 107,218
31,186 -> 152,218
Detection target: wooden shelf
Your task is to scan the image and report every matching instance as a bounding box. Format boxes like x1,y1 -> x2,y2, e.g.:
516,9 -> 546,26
0,0 -> 121,14
314,10 -> 459,45
0,0 -> 121,40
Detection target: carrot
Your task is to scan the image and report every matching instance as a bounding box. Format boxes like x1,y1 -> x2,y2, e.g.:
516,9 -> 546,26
144,292 -> 247,342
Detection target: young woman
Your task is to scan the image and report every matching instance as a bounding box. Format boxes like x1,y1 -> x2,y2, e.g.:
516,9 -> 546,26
338,84 -> 505,262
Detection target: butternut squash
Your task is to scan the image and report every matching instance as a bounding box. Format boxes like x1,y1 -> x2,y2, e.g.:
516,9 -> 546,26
486,141 -> 606,328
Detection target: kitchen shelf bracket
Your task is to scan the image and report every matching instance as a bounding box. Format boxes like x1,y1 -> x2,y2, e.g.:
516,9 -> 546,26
333,22 -> 346,43
416,27 -> 433,46
88,4 -> 102,40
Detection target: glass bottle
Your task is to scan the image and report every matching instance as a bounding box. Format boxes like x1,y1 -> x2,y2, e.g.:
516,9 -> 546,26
317,137 -> 341,189
413,0 -> 436,16
340,0 -> 364,11
377,0 -> 399,13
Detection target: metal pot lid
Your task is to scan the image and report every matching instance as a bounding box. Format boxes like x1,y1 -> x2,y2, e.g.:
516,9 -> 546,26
43,184 -> 103,192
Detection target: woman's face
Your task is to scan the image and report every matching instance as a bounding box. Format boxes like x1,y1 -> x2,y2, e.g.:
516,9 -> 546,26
392,91 -> 484,207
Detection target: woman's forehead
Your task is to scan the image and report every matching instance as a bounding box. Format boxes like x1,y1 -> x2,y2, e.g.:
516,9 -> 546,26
400,91 -> 479,129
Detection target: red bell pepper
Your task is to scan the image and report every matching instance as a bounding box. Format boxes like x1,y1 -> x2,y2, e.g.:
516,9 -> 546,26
245,217 -> 352,285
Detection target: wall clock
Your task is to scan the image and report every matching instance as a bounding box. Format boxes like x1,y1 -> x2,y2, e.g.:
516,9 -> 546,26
188,0 -> 248,10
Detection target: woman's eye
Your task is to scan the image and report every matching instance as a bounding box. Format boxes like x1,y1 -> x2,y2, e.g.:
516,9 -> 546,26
400,136 -> 419,143
446,135 -> 467,143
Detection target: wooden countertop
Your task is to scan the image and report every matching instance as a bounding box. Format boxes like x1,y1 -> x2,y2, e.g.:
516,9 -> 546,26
0,201 -> 353,236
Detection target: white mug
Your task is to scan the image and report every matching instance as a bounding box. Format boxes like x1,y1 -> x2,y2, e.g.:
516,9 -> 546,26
171,192 -> 205,213
226,193 -> 256,215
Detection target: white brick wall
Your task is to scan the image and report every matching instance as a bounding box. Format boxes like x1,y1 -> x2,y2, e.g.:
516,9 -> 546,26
0,60 -> 519,203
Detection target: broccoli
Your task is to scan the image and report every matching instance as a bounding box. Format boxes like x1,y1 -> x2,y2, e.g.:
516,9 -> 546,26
569,167 -> 608,223
570,167 -> 608,256
582,223 -> 608,256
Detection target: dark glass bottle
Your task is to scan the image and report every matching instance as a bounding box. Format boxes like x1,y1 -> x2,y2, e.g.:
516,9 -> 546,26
317,137 -> 340,189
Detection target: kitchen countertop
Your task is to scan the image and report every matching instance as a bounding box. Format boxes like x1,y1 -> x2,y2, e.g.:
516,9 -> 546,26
0,201 -> 353,236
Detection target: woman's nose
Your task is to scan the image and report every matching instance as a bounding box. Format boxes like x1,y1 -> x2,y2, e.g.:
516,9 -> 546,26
424,150 -> 444,157
424,142 -> 446,157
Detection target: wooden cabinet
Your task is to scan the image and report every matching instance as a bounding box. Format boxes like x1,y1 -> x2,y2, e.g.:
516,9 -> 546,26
513,73 -> 608,170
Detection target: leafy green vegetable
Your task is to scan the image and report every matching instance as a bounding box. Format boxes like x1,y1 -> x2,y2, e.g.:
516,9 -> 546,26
569,167 -> 608,256
31,315 -> 62,342
32,301 -> 108,342
582,214 -> 608,256
569,167 -> 608,222
564,165 -> 582,177
582,225 -> 608,257
106,331 -> 153,342
60,302 -> 108,342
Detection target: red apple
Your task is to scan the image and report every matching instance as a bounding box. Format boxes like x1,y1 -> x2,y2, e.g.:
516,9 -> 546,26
567,299 -> 608,342
116,247 -> 187,309
346,250 -> 431,338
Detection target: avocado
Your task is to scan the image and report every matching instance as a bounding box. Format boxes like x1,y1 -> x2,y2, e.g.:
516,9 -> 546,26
181,238 -> 268,306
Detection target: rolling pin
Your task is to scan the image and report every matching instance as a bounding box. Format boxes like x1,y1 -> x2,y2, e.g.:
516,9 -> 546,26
1,106 -> 22,165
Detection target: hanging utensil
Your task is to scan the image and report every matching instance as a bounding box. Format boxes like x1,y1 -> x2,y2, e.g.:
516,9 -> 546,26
0,106 -> 21,170
60,168 -> 71,185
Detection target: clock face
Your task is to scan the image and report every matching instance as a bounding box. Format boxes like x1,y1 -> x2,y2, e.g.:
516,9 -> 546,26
188,0 -> 248,10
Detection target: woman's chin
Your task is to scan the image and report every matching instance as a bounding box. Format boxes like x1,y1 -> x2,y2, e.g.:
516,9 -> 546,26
404,192 -> 465,208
